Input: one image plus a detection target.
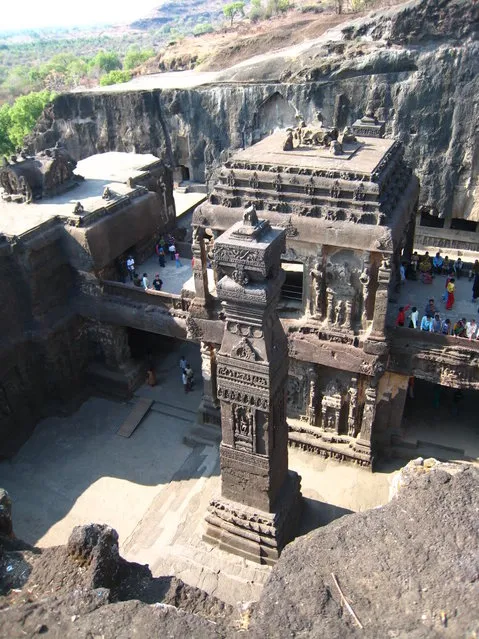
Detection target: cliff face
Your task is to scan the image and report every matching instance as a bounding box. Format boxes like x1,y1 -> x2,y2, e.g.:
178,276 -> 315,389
28,0 -> 479,222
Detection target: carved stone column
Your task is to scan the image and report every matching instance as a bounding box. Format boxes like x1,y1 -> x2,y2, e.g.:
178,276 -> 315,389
353,385 -> 377,465
204,207 -> 302,565
370,257 -> 391,338
190,225 -> 213,317
198,341 -> 220,427
360,252 -> 372,325
326,288 -> 335,324
306,367 -> 319,427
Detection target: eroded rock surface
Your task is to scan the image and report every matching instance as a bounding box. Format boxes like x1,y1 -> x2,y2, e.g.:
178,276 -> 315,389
250,466 -> 479,638
0,521 -> 235,638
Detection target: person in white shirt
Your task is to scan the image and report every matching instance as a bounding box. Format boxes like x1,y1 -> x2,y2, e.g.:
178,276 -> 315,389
141,273 -> 149,290
168,243 -> 176,261
409,306 -> 419,329
126,256 -> 135,281
466,319 -> 478,340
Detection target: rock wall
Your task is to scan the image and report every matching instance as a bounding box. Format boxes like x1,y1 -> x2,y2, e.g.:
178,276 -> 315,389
0,230 -> 88,457
28,0 -> 479,222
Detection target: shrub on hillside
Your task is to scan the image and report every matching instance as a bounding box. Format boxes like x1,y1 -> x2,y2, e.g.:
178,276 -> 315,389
99,70 -> 131,86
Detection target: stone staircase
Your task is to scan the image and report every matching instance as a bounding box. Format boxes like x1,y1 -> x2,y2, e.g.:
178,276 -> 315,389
136,396 -> 221,448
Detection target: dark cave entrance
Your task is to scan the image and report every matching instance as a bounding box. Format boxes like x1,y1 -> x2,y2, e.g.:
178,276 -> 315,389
399,378 -> 478,462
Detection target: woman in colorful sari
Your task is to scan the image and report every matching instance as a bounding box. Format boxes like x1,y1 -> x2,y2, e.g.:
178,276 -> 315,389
445,277 -> 455,310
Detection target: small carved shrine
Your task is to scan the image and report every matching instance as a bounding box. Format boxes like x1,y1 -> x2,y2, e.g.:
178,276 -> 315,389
203,206 -> 302,564
0,146 -> 79,203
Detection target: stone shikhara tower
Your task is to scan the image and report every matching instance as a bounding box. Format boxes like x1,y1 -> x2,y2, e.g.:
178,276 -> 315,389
203,206 -> 302,565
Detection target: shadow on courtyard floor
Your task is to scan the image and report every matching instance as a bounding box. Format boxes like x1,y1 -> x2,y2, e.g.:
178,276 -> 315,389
298,498 -> 354,537
0,340 -> 217,548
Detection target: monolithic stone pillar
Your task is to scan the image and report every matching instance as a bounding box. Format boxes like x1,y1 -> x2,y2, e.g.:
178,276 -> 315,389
370,257 -> 391,338
198,341 -> 220,427
190,226 -> 212,316
204,207 -> 302,565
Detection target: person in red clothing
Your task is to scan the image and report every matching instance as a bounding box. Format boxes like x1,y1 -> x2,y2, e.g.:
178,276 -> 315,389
395,304 -> 411,327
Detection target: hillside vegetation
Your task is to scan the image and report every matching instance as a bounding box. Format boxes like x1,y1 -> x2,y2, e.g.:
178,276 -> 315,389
0,0 -> 404,154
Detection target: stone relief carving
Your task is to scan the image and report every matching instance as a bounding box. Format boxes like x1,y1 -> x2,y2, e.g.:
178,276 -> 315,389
310,261 -> 324,318
232,337 -> 259,361
232,404 -> 256,452
248,172 -> 259,189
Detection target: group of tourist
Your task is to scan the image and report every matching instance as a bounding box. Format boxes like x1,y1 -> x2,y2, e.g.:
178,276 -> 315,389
125,235 -> 183,292
409,251 -> 479,286
155,235 -> 182,268
396,297 -> 479,340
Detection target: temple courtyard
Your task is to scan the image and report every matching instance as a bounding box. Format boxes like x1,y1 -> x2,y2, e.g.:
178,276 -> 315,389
0,341 -> 401,604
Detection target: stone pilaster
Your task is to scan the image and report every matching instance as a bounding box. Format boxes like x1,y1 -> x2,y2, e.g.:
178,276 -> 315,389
353,385 -> 377,465
203,207 -> 302,565
190,226 -> 213,317
347,376 -> 359,437
198,341 -> 221,427
370,257 -> 391,340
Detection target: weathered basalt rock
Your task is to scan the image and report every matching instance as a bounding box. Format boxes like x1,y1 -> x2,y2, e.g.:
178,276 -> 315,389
0,489 -> 13,538
67,523 -> 120,589
250,465 -> 479,638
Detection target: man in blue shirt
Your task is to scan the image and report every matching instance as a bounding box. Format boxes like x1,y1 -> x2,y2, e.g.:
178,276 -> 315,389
420,314 -> 433,331
432,252 -> 444,274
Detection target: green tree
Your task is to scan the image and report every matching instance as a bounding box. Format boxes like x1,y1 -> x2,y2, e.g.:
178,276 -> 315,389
223,1 -> 245,26
89,50 -> 122,73
193,22 -> 215,36
99,70 -> 131,86
249,0 -> 263,21
0,103 -> 12,155
65,59 -> 89,87
123,46 -> 155,71
0,90 -> 53,154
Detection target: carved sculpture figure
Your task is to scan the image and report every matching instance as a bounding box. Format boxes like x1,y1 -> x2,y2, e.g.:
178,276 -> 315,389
359,265 -> 371,322
283,129 -> 294,151
329,140 -> 343,156
73,201 -> 84,215
310,262 -> 324,317
335,300 -> 345,326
